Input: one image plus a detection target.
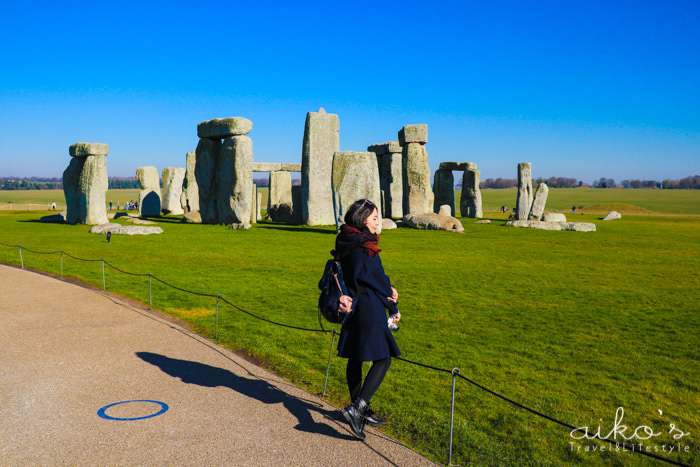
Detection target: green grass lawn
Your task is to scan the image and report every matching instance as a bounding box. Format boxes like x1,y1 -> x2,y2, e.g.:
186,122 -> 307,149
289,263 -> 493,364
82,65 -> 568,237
0,191 -> 698,466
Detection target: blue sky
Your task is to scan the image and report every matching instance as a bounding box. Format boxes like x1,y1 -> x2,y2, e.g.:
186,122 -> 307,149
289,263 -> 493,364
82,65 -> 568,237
1,0 -> 698,183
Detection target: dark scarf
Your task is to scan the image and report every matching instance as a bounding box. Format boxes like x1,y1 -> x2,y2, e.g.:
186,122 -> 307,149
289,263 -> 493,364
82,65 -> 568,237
332,224 -> 381,258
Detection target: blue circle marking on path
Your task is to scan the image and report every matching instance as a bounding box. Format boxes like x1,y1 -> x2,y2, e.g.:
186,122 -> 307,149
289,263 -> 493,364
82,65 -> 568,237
97,400 -> 169,421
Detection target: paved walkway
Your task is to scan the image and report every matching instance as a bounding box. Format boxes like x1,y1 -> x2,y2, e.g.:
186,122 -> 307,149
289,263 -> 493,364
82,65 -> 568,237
0,265 -> 438,467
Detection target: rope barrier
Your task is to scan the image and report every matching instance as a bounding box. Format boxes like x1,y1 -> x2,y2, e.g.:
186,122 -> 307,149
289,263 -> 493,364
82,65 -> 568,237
0,240 -> 690,466
17,246 -> 63,255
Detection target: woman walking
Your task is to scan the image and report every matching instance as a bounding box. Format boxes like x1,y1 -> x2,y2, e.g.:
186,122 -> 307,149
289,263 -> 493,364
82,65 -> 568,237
333,199 -> 401,440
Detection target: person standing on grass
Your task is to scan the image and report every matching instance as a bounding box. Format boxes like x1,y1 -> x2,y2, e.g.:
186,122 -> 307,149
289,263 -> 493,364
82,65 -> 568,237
333,198 -> 401,440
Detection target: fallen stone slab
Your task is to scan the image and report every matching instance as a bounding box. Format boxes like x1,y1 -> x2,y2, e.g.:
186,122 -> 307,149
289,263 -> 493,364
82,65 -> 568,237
506,220 -> 596,232
89,223 -> 163,235
474,219 -> 491,224
197,117 -> 253,139
69,142 -> 109,157
602,211 -> 622,221
542,213 -> 567,222
403,213 -> 464,233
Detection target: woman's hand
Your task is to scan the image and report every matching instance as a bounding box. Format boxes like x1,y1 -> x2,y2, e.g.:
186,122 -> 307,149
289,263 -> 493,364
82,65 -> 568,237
387,286 -> 398,303
390,311 -> 401,323
339,295 -> 353,313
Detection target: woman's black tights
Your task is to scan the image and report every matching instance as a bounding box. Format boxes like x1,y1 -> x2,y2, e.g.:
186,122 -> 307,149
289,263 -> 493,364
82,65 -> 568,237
346,358 -> 391,403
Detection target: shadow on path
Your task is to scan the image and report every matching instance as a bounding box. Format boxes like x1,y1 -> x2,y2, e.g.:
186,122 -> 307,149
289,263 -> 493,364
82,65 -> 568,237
136,351 -> 354,440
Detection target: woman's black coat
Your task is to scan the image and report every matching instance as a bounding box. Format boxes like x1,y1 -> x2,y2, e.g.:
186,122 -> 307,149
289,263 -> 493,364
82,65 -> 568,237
336,247 -> 401,361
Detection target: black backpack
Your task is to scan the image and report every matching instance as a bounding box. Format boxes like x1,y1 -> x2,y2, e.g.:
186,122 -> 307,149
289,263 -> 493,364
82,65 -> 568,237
318,257 -> 356,327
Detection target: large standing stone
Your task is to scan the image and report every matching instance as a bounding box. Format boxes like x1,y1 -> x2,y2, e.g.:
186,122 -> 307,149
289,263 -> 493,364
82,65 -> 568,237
402,140 -> 434,215
195,138 -> 222,224
181,150 -> 199,213
369,142 -> 403,219
301,108 -> 339,225
161,167 -> 186,215
136,166 -> 161,217
516,162 -> 533,220
331,151 -> 382,233
63,143 -> 109,225
256,190 -> 262,221
250,183 -> 258,225
460,168 -> 483,218
433,169 -> 455,216
268,171 -> 294,223
217,135 -> 253,226
529,182 -> 549,220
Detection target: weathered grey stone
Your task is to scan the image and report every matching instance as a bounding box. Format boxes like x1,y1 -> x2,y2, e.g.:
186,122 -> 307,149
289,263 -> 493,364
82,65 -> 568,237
367,141 -> 402,156
398,124 -> 428,145
474,219 -> 491,224
438,205 -> 452,216
403,213 -> 464,233
562,222 -> 597,232
378,152 -> 403,219
301,108 -> 339,225
331,151 -> 382,233
217,135 -> 253,225
506,220 -> 596,232
197,117 -> 253,139
195,138 -> 222,224
181,150 -> 199,213
529,182 -> 549,220
542,213 -> 567,222
63,146 -> 109,226
433,169 -> 455,216
439,162 -> 477,171
516,162 -> 533,220
136,166 -> 161,217
382,218 -> 397,230
402,143 -> 434,215
602,211 -> 622,221
256,190 -> 262,221
181,211 -> 202,224
250,184 -> 257,224
69,142 -> 109,157
268,170 -> 294,223
460,168 -> 483,218
90,223 -> 163,235
252,162 -> 302,172
161,167 -> 185,215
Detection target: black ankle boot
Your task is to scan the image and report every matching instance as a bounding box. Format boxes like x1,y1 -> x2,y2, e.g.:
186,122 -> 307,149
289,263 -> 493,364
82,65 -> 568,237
346,398 -> 368,440
364,406 -> 384,427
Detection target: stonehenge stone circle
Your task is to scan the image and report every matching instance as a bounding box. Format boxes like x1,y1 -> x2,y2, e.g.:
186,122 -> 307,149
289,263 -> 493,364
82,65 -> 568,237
368,141 -> 403,219
461,167 -> 483,218
400,125 -> 434,215
63,142 -> 108,225
433,169 -> 455,216
197,117 -> 253,139
529,182 -> 549,220
161,167 -> 186,215
403,213 -> 464,233
301,108 -> 339,225
331,151 -> 382,233
516,162 -> 533,220
268,170 -> 294,223
194,137 -> 222,224
181,150 -> 199,213
217,135 -> 253,227
136,166 -> 162,217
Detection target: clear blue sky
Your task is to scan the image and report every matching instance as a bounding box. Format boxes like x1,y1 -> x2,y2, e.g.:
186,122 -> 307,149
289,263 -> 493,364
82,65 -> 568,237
1,0 -> 698,183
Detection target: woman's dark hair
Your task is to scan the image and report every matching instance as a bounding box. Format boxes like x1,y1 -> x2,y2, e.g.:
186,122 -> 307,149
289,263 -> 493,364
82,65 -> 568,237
344,199 -> 377,230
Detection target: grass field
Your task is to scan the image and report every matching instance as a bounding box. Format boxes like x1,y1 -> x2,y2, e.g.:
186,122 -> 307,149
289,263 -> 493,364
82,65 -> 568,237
0,189 -> 698,466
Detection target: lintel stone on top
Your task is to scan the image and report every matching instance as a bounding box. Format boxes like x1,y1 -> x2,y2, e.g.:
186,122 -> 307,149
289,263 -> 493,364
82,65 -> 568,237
367,141 -> 402,156
197,117 -> 253,139
69,142 -> 109,157
252,163 -> 302,172
398,124 -> 428,146
439,162 -> 477,171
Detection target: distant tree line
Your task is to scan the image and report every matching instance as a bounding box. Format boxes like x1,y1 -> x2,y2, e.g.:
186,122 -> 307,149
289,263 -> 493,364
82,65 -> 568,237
595,175 -> 700,189
0,177 -> 140,190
